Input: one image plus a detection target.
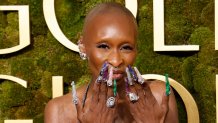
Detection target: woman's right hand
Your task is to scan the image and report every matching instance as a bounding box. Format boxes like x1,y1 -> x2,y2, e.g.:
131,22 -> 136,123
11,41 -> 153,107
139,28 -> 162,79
75,81 -> 117,123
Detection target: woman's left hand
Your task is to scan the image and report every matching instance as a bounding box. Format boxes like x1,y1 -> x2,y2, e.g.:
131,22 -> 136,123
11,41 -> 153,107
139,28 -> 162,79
127,82 -> 169,123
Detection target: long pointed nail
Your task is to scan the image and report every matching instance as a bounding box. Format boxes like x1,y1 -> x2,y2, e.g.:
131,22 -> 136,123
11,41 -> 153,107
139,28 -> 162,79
97,62 -> 108,83
126,67 -> 133,85
134,67 -> 145,84
71,81 -> 78,105
113,79 -> 117,97
128,65 -> 138,81
107,67 -> 113,86
102,64 -> 109,82
125,77 -> 130,94
165,74 -> 171,96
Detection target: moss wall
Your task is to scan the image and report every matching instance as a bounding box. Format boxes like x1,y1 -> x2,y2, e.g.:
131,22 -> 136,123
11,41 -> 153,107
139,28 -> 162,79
0,0 -> 216,122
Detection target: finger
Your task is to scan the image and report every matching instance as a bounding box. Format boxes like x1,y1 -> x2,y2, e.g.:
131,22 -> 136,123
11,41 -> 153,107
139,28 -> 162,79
129,84 -> 137,94
128,83 -> 140,104
91,80 -> 101,103
142,82 -> 156,104
107,68 -> 114,98
133,83 -> 145,106
142,82 -> 152,97
99,82 -> 107,104
105,80 -> 117,108
71,81 -> 82,114
107,85 -> 114,99
134,83 -> 144,98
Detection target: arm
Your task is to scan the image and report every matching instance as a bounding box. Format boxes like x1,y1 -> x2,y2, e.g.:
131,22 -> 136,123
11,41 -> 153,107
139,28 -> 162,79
44,100 -> 59,123
150,81 -> 179,123
165,87 -> 179,123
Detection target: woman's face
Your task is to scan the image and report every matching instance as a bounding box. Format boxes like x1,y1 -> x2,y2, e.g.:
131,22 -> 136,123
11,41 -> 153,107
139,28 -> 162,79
82,13 -> 137,82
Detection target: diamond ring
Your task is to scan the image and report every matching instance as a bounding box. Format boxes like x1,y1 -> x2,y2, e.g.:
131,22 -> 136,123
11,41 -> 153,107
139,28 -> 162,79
106,97 -> 116,108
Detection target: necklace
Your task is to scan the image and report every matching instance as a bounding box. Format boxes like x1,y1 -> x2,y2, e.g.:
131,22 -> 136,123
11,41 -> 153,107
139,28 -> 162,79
72,81 -> 91,108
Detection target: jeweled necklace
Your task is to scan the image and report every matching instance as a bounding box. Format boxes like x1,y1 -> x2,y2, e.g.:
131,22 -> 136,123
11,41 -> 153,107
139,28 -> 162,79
81,81 -> 91,108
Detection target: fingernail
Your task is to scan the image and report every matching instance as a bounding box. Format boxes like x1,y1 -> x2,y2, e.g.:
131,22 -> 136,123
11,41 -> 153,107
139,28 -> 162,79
128,65 -> 138,81
107,67 -> 113,86
71,81 -> 78,105
102,64 -> 109,82
134,67 -> 145,84
126,67 -> 133,85
113,79 -> 117,97
97,62 -> 108,83
165,74 -> 171,96
125,77 -> 130,94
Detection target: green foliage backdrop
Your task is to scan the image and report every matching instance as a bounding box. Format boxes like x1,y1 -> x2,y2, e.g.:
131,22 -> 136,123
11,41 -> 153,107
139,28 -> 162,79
0,0 -> 217,122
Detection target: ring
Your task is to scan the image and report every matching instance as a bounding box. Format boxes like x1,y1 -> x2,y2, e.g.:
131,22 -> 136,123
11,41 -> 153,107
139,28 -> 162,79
73,97 -> 79,105
128,92 -> 139,102
106,97 -> 116,108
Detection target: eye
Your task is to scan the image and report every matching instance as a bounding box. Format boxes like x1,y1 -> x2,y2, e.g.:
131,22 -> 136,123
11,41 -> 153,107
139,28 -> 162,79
121,45 -> 134,51
96,43 -> 110,49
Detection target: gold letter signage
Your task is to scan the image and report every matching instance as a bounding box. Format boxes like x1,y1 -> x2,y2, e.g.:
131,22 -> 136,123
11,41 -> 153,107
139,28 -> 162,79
215,0 -> 218,50
1,1 -> 138,122
43,0 -> 79,52
0,75 -> 33,123
2,0 -> 217,122
0,5 -> 30,54
0,75 -> 27,88
153,0 -> 199,51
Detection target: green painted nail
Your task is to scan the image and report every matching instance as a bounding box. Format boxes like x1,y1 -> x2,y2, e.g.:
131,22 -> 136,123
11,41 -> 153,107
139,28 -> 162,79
165,74 -> 171,96
113,79 -> 117,97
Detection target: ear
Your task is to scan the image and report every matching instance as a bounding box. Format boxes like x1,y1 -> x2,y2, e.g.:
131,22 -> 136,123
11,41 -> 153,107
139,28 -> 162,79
78,37 -> 86,54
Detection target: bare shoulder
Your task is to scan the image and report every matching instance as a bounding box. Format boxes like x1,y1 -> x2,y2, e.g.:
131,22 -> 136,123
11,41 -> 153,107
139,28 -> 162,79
147,80 -> 179,123
44,85 -> 87,123
44,93 -> 75,123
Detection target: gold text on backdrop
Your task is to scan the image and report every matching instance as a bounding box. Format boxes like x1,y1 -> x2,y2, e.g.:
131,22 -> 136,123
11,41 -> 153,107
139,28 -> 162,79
0,0 -> 217,122
0,5 -> 30,54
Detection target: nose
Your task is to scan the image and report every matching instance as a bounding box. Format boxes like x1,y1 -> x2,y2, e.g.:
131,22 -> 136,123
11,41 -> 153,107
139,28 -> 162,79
107,50 -> 123,68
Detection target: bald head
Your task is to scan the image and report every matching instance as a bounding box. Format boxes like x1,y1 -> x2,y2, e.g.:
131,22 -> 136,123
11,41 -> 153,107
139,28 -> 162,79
78,2 -> 138,76
82,2 -> 138,36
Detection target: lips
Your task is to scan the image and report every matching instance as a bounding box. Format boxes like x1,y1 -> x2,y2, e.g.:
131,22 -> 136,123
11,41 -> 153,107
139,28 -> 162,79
112,70 -> 124,80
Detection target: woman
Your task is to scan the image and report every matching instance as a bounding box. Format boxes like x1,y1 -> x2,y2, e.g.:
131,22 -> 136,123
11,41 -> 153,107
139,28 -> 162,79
44,2 -> 179,123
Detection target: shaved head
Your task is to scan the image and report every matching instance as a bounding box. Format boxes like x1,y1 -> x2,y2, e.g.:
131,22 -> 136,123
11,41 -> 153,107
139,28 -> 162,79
78,2 -> 138,81
82,2 -> 138,37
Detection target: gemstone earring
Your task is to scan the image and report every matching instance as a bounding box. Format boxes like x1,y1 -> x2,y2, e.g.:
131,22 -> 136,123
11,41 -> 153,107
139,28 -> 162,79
79,52 -> 87,60
78,39 -> 87,60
